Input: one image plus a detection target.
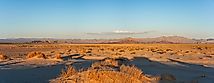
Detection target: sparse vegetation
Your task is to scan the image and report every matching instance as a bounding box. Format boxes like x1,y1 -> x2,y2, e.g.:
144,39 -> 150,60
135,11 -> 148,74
0,44 -> 214,83
55,53 -> 62,59
59,65 -> 77,79
52,60 -> 155,83
91,58 -> 119,69
26,51 -> 48,59
0,52 -> 8,60
120,64 -> 143,79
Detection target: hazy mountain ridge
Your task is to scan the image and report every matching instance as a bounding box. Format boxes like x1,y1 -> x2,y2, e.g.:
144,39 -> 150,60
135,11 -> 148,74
0,36 -> 212,44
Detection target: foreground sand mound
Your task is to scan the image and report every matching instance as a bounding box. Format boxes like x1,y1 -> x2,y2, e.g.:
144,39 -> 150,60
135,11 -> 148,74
26,52 -> 48,59
51,59 -> 157,83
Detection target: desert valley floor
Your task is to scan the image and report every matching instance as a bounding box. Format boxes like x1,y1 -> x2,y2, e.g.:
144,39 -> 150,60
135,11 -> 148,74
0,44 -> 214,83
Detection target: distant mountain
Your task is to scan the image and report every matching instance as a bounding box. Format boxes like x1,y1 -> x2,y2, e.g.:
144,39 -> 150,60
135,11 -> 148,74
0,38 -> 35,43
114,36 -> 197,44
200,38 -> 214,44
0,38 -> 55,43
0,36 -> 210,44
143,36 -> 197,44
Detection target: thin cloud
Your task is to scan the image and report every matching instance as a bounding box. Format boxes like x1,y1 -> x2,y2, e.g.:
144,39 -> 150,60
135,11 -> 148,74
86,30 -> 155,35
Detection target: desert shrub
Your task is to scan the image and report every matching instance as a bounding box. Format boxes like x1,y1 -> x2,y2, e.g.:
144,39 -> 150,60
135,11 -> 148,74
193,46 -> 203,50
120,65 -> 143,79
0,53 -> 8,60
119,50 -> 125,52
156,51 -> 166,54
53,63 -> 153,83
102,58 -> 119,66
88,48 -> 92,51
185,50 -> 190,53
205,47 -> 208,50
91,58 -> 119,70
140,48 -> 144,50
55,53 -> 62,59
130,52 -> 136,54
67,49 -> 72,52
26,51 -> 47,59
50,51 -> 55,53
59,65 -> 77,78
204,55 -> 212,58
115,52 -> 122,55
86,50 -> 92,54
100,48 -> 104,51
166,48 -> 173,51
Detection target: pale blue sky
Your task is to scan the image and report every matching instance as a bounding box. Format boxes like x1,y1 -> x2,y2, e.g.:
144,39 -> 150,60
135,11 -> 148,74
0,0 -> 213,39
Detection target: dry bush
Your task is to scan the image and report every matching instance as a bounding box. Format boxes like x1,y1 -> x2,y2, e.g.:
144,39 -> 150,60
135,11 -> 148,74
130,52 -> 136,54
55,53 -> 62,59
156,50 -> 166,54
67,49 -> 72,52
119,50 -> 125,52
120,65 -> 143,79
59,65 -> 77,78
103,58 -> 119,66
52,61 -> 155,83
91,58 -> 119,69
26,51 -> 47,59
86,50 -> 92,54
166,48 -> 173,51
0,53 -> 8,60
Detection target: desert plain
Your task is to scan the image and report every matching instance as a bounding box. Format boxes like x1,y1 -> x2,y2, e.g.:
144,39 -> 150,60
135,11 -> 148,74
0,44 -> 214,83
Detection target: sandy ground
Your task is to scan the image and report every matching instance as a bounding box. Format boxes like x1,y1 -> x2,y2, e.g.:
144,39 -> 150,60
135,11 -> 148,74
0,44 -> 214,83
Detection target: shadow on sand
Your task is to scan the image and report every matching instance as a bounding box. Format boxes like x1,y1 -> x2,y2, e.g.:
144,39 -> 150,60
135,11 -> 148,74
0,56 -> 214,83
129,57 -> 214,83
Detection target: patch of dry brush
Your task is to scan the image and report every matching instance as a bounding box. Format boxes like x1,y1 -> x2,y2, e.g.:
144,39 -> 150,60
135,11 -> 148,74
26,52 -> 48,59
55,53 -> 62,60
51,59 -> 157,83
59,65 -> 77,79
0,52 -> 9,61
91,58 -> 119,70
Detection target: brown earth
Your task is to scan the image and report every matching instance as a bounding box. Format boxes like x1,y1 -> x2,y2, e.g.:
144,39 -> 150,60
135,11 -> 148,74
1,44 -> 213,65
0,44 -> 214,83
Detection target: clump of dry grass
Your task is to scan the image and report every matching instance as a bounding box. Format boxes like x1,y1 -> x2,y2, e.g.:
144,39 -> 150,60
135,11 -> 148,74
91,58 -> 119,70
26,51 -> 47,59
51,60 -> 157,83
0,53 -> 8,60
120,64 -> 143,79
55,53 -> 62,59
59,65 -> 77,79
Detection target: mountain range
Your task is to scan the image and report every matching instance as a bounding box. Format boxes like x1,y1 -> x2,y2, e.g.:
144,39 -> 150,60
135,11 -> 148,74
0,36 -> 213,44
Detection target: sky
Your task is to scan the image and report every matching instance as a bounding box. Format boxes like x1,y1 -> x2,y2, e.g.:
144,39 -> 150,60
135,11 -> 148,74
0,0 -> 213,39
